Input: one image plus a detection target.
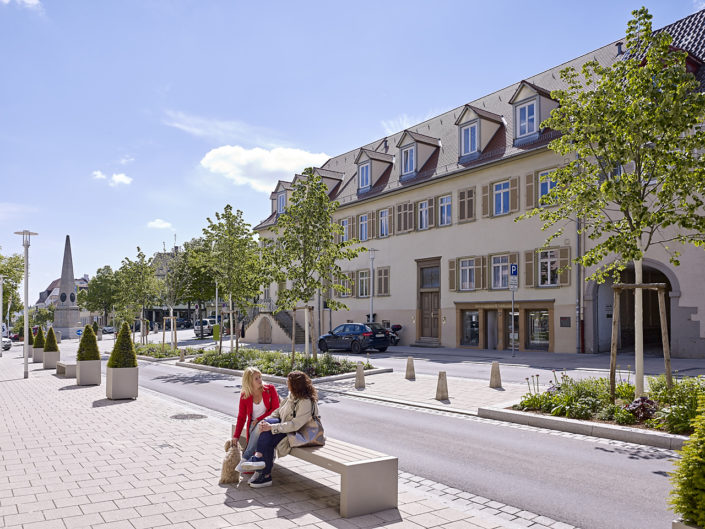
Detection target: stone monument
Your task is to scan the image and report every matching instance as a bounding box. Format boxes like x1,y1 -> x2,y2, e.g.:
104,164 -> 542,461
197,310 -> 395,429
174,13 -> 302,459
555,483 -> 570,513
52,235 -> 81,339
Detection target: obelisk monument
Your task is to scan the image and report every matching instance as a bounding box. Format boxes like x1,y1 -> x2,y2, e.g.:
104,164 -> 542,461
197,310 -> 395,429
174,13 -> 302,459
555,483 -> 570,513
52,235 -> 81,339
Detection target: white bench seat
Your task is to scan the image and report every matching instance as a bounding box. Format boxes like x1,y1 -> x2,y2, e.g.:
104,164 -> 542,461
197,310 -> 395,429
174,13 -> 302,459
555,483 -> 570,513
56,362 -> 76,378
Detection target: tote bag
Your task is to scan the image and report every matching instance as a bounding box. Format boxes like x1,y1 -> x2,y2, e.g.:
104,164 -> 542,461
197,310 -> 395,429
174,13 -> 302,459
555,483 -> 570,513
287,398 -> 325,448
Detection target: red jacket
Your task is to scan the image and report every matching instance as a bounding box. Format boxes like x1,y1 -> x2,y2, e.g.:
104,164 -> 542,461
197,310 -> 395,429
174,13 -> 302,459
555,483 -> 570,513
233,384 -> 280,442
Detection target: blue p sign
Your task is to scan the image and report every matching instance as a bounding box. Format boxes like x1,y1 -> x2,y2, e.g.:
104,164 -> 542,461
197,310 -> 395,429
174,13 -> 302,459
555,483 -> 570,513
510,263 -> 518,276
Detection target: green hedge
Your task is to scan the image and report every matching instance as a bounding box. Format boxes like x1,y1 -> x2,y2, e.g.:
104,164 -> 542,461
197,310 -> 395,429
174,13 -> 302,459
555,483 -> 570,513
44,328 -> 59,352
134,344 -> 201,359
33,327 -> 45,349
77,325 -> 100,361
107,322 -> 137,368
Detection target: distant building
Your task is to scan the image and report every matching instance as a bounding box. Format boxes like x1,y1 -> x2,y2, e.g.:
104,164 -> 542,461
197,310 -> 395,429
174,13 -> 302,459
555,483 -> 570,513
35,274 -> 89,309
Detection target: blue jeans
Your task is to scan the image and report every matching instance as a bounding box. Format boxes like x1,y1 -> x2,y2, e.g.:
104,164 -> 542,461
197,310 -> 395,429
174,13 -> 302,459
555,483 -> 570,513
242,420 -> 261,460
256,418 -> 286,475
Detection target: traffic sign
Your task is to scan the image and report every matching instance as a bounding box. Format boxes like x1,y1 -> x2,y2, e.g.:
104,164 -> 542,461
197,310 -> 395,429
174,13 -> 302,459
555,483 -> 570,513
510,263 -> 518,276
76,329 -> 83,336
509,263 -> 518,291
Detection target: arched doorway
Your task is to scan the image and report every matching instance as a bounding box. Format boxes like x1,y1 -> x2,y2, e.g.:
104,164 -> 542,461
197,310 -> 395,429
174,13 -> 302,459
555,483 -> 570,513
594,261 -> 673,355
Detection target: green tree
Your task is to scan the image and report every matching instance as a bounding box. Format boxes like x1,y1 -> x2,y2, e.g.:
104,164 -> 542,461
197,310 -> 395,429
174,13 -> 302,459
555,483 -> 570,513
77,325 -> 100,361
520,7 -> 705,396
107,322 -> 137,368
44,327 -> 58,352
0,248 -> 24,325
182,238 -> 216,339
670,396 -> 705,526
77,266 -> 118,324
203,205 -> 264,353
33,327 -> 45,349
117,248 -> 159,344
266,168 -> 363,359
33,307 -> 54,328
154,244 -> 189,353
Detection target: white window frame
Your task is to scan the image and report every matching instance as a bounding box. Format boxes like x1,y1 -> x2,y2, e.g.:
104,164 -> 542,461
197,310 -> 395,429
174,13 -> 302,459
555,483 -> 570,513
460,122 -> 478,155
358,163 -> 370,189
459,258 -> 475,291
401,145 -> 415,175
358,270 -> 370,298
492,255 -> 509,289
418,200 -> 429,230
516,100 -> 536,137
539,250 -> 559,287
493,181 -> 510,216
359,214 -> 368,242
539,170 -> 557,204
277,193 -> 286,214
379,209 -> 389,237
340,273 -> 351,298
341,218 -> 349,242
439,195 -> 452,226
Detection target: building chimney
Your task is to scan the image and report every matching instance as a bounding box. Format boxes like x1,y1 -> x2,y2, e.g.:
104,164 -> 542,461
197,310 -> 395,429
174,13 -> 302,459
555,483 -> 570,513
616,41 -> 624,55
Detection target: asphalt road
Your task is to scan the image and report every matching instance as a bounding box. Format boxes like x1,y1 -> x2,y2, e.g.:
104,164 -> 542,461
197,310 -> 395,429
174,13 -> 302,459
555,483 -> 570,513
131,359 -> 677,529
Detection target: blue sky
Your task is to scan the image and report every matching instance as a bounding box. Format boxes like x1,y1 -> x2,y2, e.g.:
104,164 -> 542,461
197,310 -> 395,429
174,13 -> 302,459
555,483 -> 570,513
1,0 -> 702,304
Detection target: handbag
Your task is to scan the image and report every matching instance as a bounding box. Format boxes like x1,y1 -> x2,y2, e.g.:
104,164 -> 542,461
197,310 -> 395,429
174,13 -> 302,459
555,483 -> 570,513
287,398 -> 325,448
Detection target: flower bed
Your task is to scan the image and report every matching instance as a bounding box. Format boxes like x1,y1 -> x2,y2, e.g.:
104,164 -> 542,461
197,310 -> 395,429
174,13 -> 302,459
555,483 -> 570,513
193,348 -> 373,378
514,371 -> 705,435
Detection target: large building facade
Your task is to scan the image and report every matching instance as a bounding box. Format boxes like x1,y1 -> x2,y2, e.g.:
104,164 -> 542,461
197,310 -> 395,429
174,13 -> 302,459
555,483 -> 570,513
251,10 -> 705,358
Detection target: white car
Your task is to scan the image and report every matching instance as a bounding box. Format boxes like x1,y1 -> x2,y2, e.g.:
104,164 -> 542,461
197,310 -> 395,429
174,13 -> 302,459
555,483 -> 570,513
194,319 -> 216,337
2,337 -> 11,351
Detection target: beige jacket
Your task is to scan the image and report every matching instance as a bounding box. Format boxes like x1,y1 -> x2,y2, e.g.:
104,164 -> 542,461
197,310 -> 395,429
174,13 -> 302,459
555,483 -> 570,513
269,394 -> 315,457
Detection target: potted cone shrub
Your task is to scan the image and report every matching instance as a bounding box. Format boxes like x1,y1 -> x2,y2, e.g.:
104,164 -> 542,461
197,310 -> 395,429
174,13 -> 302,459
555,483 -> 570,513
32,327 -> 45,364
670,396 -> 705,529
43,327 -> 60,369
77,325 -> 101,386
106,322 -> 138,399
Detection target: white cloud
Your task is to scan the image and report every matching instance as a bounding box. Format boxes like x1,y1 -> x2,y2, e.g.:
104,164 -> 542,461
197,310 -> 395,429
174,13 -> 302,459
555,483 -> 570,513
119,155 -> 134,165
1,0 -> 43,12
164,110 -> 283,148
91,170 -> 132,187
380,109 -> 446,136
147,218 -> 173,230
200,145 -> 330,193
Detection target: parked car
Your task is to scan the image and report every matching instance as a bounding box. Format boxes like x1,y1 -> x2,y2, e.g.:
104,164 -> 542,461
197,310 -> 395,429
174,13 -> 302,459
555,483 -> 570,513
166,318 -> 192,330
2,337 -> 11,351
194,318 -> 217,337
318,323 -> 390,353
9,332 -> 20,341
102,326 -> 115,334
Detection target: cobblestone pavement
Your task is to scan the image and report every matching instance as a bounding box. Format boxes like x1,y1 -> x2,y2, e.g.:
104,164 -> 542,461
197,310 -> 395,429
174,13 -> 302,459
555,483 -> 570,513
0,349 -> 592,529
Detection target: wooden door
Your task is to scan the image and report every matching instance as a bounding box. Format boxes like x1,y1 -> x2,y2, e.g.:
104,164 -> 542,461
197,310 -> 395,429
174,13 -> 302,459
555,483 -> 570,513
421,292 -> 439,338
258,317 -> 272,344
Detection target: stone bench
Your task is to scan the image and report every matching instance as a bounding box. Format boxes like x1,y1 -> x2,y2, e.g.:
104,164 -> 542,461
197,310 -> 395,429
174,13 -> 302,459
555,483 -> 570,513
232,426 -> 397,518
56,362 -> 76,378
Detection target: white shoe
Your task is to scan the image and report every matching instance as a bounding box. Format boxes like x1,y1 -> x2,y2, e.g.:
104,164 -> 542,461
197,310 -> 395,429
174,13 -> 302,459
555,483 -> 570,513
235,460 -> 244,474
248,471 -> 260,484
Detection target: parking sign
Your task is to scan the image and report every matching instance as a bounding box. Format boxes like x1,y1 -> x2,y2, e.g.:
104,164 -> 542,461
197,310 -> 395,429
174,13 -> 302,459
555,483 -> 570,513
509,263 -> 518,291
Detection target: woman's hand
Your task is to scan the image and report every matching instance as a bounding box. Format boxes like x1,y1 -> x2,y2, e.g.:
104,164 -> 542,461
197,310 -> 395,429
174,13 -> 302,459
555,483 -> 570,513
259,422 -> 272,432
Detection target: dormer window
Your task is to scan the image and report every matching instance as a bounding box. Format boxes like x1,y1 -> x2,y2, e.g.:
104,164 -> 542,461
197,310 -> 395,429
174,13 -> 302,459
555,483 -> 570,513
516,100 -> 536,137
401,146 -> 415,175
460,122 -> 478,156
277,193 -> 286,214
358,163 -> 370,189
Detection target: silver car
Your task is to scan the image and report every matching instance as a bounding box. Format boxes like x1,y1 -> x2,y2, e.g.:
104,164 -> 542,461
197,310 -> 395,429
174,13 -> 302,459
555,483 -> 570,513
2,337 -> 11,351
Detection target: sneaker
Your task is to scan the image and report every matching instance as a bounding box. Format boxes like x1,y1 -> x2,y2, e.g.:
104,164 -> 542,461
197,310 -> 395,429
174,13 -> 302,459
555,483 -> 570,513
249,473 -> 272,488
248,471 -> 260,484
240,456 -> 266,471
235,460 -> 245,474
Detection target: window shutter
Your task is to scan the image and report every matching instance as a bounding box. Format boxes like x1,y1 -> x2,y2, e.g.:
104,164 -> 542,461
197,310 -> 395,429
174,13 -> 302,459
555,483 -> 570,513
509,252 -> 518,268
370,211 -> 376,239
385,268 -> 390,296
510,176 -> 519,212
467,188 -> 475,220
559,247 -> 571,286
388,207 -> 394,235
334,221 -> 340,244
351,216 -> 358,240
459,190 -> 466,221
396,204 -> 403,233
480,256 -> 487,289
525,173 -> 535,210
354,271 -> 360,298
448,259 -> 456,291
407,203 -> 414,231
524,250 -> 535,288
482,184 -> 490,217
428,197 -> 435,228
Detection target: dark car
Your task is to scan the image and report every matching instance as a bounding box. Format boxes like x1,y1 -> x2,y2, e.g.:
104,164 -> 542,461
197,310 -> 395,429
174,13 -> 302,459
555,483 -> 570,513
318,323 -> 390,353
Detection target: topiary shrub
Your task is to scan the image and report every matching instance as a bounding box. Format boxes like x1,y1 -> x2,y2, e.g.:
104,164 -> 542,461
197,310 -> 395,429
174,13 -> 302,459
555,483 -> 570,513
77,325 -> 100,361
92,321 -> 99,334
44,327 -> 59,352
33,327 -> 45,349
28,330 -> 33,346
107,322 -> 137,368
670,396 -> 705,527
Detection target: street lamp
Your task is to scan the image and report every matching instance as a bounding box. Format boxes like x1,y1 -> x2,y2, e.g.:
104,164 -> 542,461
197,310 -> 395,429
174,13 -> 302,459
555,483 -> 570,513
14,230 -> 38,379
368,248 -> 377,324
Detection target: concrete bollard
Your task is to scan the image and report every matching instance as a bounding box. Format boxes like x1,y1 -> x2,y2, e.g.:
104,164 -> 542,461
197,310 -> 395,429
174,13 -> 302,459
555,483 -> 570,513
405,356 -> 416,380
355,362 -> 365,389
436,371 -> 448,401
490,361 -> 502,389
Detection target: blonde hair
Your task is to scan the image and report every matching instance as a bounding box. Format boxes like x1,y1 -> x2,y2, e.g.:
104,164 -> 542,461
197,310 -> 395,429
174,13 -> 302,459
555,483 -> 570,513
241,367 -> 262,399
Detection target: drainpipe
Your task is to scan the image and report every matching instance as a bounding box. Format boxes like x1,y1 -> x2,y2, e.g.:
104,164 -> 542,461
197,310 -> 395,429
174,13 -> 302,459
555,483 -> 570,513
576,216 -> 582,353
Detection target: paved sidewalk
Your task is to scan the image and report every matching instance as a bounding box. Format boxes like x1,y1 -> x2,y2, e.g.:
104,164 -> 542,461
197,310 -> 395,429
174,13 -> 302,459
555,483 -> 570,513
0,349 -> 570,529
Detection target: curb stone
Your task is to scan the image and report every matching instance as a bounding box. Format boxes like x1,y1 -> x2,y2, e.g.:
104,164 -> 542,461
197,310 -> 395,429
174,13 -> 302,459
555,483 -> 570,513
478,406 -> 688,450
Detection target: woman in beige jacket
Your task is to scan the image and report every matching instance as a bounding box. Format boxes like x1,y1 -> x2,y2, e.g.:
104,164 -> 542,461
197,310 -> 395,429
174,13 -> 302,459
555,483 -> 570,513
241,370 -> 318,488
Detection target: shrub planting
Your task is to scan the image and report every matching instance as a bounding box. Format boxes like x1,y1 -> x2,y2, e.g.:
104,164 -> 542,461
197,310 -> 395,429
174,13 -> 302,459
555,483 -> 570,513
134,344 -> 200,359
92,321 -> 99,334
44,328 -> 58,352
107,322 -> 137,368
33,327 -> 45,349
28,329 -> 33,346
77,325 -> 100,361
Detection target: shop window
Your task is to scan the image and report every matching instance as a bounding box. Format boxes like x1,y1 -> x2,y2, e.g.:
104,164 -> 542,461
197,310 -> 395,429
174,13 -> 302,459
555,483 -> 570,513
461,310 -> 479,346
527,309 -> 549,350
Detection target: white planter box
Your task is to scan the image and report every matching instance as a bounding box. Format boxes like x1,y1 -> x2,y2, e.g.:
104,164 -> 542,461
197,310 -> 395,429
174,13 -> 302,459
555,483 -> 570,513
77,360 -> 101,386
673,520 -> 702,529
43,350 -> 60,369
32,347 -> 44,363
106,367 -> 138,400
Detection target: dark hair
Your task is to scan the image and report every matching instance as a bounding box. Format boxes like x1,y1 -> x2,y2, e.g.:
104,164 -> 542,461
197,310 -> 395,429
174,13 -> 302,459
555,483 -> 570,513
287,370 -> 317,401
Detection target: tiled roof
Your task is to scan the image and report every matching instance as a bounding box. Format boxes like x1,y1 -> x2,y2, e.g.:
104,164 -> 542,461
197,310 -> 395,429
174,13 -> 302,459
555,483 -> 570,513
356,149 -> 394,164
314,167 -> 344,180
396,130 -> 441,148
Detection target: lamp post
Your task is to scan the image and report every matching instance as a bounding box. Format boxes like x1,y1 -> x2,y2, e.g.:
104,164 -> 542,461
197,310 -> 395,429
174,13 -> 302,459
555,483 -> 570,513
0,275 -> 4,356
368,248 -> 377,324
14,230 -> 38,379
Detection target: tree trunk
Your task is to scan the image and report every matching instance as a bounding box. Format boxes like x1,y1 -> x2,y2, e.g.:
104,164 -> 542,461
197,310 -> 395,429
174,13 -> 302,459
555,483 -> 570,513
310,306 -> 317,361
304,305 -> 310,358
290,307 -> 296,371
634,250 -> 645,397
198,302 -> 203,339
229,295 -> 234,354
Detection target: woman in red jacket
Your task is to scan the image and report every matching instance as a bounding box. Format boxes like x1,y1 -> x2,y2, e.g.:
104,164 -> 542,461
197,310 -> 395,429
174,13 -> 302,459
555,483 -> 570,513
234,367 -> 280,468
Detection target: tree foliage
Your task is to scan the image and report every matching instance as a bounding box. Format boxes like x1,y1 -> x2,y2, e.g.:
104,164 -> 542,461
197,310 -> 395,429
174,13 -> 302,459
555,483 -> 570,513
0,248 -> 24,318
520,7 -> 705,282
78,266 -> 119,323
